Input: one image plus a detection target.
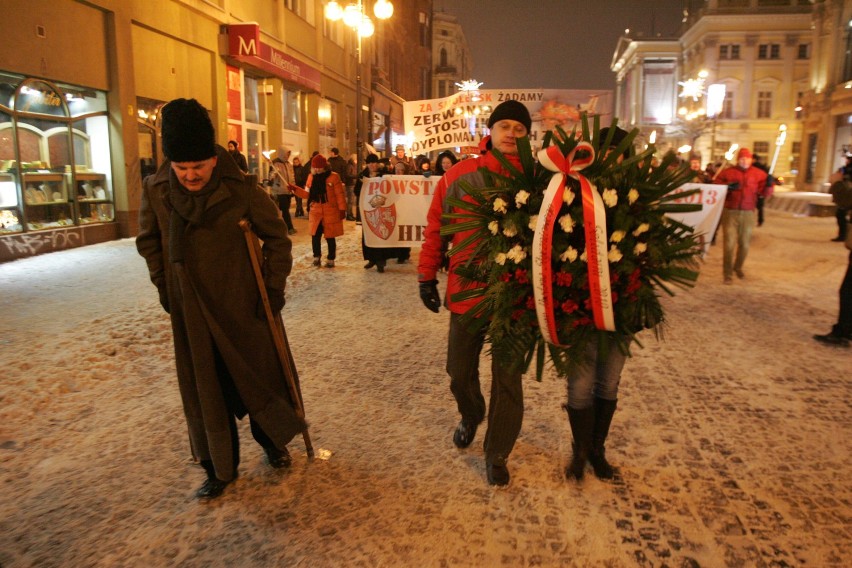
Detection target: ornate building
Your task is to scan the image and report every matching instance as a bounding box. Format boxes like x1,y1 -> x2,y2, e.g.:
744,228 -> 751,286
431,11 -> 473,99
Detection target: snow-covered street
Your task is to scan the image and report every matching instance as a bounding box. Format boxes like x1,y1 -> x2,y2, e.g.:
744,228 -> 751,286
0,208 -> 849,567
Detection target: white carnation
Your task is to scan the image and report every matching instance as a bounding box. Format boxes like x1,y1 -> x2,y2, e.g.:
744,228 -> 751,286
494,252 -> 507,265
528,214 -> 539,230
515,190 -> 530,207
608,245 -> 623,263
558,214 -> 575,233
493,197 -> 508,214
633,223 -> 650,236
506,244 -> 527,263
602,188 -> 618,208
628,188 -> 639,204
502,224 -> 518,237
488,220 -> 499,235
634,242 -> 647,255
610,230 -> 626,243
562,188 -> 576,205
560,246 -> 579,263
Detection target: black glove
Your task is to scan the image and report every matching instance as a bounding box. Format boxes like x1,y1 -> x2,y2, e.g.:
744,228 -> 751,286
257,287 -> 285,319
727,182 -> 740,191
158,287 -> 170,314
419,280 -> 441,313
765,174 -> 775,186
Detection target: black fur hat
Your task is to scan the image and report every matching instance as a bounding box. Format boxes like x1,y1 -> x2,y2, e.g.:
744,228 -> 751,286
487,100 -> 532,132
161,98 -> 216,162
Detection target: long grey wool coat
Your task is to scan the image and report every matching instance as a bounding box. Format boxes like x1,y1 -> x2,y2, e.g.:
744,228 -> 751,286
136,146 -> 305,481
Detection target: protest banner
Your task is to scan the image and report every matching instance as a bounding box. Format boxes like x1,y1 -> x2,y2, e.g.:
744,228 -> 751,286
403,89 -> 613,155
360,175 -> 440,248
666,183 -> 728,255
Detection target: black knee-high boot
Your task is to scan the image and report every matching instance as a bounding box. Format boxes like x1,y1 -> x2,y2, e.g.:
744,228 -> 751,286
565,405 -> 595,480
589,397 -> 618,480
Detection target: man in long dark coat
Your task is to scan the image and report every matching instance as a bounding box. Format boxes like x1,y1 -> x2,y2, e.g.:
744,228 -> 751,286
136,98 -> 305,499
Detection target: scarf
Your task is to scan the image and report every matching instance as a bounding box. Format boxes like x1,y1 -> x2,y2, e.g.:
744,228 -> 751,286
309,170 -> 330,204
168,166 -> 220,263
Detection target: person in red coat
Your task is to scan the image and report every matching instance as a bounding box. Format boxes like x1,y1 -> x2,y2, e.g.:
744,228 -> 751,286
291,154 -> 346,267
417,100 -> 531,486
714,148 -> 771,283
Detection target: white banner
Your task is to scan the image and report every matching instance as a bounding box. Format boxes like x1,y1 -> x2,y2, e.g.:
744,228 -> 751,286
403,89 -> 613,155
360,179 -> 727,253
665,183 -> 728,256
360,175 -> 440,248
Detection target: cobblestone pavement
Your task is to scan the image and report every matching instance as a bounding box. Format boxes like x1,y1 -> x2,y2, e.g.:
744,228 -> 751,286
0,211 -> 849,567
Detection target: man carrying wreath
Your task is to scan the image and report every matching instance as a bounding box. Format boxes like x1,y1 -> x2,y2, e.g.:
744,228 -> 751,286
417,100 -> 532,486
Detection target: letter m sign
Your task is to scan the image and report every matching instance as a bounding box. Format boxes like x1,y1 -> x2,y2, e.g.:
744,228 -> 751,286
228,23 -> 260,57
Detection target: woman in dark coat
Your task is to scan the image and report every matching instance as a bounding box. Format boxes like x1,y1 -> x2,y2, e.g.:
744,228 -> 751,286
137,99 -> 304,498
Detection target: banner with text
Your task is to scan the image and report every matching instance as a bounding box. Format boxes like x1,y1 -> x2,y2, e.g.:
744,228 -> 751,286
360,178 -> 726,253
360,175 -> 440,248
403,89 -> 613,155
665,183 -> 728,256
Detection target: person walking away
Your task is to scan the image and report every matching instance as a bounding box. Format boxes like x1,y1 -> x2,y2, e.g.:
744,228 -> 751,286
269,148 -> 297,235
813,231 -> 852,348
227,139 -> 249,173
291,154 -> 346,267
828,154 -> 852,242
713,147 -> 771,283
292,155 -> 308,218
136,98 -> 304,500
345,153 -> 358,220
417,100 -> 532,486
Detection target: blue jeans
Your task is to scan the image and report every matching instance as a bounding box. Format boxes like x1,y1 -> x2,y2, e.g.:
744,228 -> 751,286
566,342 -> 627,409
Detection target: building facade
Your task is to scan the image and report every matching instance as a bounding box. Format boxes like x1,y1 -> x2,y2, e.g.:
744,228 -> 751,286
612,0 -> 812,182
431,11 -> 473,99
799,0 -> 852,190
0,0 -> 430,261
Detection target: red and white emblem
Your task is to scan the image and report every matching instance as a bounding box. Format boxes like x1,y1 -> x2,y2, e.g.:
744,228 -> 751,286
365,204 -> 397,240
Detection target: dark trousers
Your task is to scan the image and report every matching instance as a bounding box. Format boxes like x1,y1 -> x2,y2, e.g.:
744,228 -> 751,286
836,207 -> 849,240
835,252 -> 852,337
276,194 -> 294,230
311,221 -> 336,260
447,312 -> 523,464
200,417 -> 276,480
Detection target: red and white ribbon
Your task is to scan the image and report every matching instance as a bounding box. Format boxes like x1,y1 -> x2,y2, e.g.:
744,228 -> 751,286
532,143 -> 614,346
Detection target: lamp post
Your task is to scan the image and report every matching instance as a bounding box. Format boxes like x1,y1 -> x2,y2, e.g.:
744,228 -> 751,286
325,0 -> 394,174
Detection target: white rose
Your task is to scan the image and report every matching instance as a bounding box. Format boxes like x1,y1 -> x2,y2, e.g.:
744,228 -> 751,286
562,188 -> 576,205
558,214 -> 575,233
495,252 -> 507,265
493,197 -> 508,214
610,230 -> 626,243
608,245 -> 623,263
628,188 -> 639,204
634,242 -> 647,255
515,190 -> 530,207
602,188 -> 618,208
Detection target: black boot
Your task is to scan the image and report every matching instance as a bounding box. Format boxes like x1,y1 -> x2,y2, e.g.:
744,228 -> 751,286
565,405 -> 594,481
589,397 -> 618,480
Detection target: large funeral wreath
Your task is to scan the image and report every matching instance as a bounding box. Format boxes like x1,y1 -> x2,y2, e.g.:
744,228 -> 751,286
441,117 -> 704,379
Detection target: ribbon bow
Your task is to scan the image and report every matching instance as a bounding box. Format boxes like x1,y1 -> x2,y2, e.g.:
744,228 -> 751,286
532,142 -> 615,347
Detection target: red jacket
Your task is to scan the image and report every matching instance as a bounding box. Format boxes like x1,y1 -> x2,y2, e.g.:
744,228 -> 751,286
715,165 -> 769,211
418,136 -> 522,314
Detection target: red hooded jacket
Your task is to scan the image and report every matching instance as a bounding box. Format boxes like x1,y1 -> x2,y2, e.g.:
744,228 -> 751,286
418,136 -> 523,314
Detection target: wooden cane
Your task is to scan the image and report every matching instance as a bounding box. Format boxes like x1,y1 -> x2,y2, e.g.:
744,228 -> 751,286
239,218 -> 314,458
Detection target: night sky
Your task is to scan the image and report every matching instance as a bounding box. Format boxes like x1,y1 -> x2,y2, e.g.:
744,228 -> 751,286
434,0 -> 689,90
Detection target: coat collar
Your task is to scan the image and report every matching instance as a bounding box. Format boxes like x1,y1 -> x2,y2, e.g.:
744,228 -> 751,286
150,145 -> 245,208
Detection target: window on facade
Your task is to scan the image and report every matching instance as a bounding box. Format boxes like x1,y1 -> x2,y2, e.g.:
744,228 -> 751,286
719,44 -> 740,60
797,43 -> 810,59
721,91 -> 734,119
757,91 -> 772,118
844,25 -> 852,82
440,48 -> 448,67
244,76 -> 261,124
282,89 -> 303,132
791,141 -> 801,155
285,0 -> 315,25
753,141 -> 770,154
758,44 -> 781,60
438,80 -> 446,98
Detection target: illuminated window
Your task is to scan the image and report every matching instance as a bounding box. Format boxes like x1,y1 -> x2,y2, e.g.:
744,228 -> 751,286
757,91 -> 772,118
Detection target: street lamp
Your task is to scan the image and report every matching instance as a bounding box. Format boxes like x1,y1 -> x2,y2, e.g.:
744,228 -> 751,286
325,0 -> 394,174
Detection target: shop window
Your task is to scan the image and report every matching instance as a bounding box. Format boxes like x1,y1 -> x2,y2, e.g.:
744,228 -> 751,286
282,89 -> 303,132
0,73 -> 114,234
244,76 -> 261,124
